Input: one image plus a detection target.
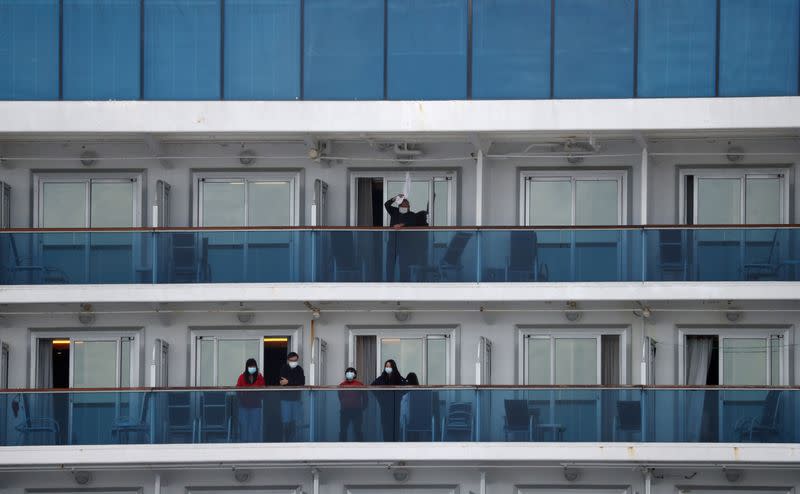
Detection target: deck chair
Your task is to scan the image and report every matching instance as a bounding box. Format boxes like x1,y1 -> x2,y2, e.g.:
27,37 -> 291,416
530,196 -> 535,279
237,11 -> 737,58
658,229 -> 689,281
443,401 -> 474,441
14,393 -> 60,445
612,400 -> 642,441
735,390 -> 784,442
3,235 -> 68,284
170,234 -> 210,283
197,392 -> 235,443
410,232 -> 473,281
111,392 -> 152,444
503,399 -> 536,441
744,230 -> 786,280
331,232 -> 367,281
401,391 -> 439,441
505,231 -> 545,281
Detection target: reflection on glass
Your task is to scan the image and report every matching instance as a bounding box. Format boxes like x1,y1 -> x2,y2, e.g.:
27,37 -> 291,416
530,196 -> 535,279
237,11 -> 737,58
554,338 -> 597,385
380,338 -> 423,379
575,180 -> 618,225
218,339 -> 261,386
723,338 -> 767,385
91,181 -> 134,227
198,339 -> 215,386
527,337 -> 551,384
120,338 -> 131,388
697,178 -> 740,224
528,180 -> 571,225
201,181 -> 245,227
72,340 -> 117,388
745,178 -> 781,224
433,180 -> 450,226
42,182 -> 86,227
426,338 -> 447,385
248,181 -> 291,226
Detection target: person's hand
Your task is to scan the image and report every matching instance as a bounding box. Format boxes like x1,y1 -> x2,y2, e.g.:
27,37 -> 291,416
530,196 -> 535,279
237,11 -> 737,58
393,223 -> 404,229
279,378 -> 288,386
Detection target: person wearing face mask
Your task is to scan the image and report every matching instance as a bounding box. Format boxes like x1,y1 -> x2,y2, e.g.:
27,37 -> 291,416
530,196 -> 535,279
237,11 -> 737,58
384,194 -> 429,281
338,367 -> 366,441
278,352 -> 305,441
371,359 -> 407,441
236,358 -> 265,442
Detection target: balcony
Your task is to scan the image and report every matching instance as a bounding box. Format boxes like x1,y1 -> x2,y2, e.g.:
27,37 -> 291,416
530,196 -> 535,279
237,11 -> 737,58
2,387 -> 795,446
2,227 -> 800,285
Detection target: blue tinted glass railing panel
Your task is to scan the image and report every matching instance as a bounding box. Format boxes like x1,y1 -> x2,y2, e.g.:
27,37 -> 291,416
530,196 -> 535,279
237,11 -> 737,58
303,0 -> 384,100
387,0 -> 468,100
1,388 -> 797,445
4,227 -> 800,285
0,0 -> 60,100
553,0 -> 635,99
719,0 -> 800,97
637,0 -> 716,98
224,0 -> 300,100
62,0 -> 141,100
144,0 -> 221,100
472,0 -> 551,99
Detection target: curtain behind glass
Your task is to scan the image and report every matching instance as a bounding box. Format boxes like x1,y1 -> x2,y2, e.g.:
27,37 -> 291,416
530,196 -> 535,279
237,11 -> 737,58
601,335 -> 620,385
355,335 -> 377,384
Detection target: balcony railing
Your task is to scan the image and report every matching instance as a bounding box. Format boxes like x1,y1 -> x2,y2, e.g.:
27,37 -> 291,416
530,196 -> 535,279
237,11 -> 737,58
2,227 -> 800,284
1,387 -> 795,446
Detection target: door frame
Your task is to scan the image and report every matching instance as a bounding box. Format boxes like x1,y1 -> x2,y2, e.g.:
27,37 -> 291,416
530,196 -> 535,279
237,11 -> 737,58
189,326 -> 302,386
28,328 -> 143,388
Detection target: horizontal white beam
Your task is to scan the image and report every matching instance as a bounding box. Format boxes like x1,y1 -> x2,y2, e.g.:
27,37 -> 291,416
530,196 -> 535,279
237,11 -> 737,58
0,443 -> 798,469
2,282 -> 800,304
0,98 -> 799,134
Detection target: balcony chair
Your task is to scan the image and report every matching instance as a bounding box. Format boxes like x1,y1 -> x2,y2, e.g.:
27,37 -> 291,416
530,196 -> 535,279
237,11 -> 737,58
401,391 -> 441,441
503,399 -> 538,441
331,231 -> 367,281
196,392 -> 235,443
443,401 -> 474,441
3,235 -> 68,284
612,400 -> 642,441
111,392 -> 153,444
13,393 -> 61,446
170,234 -> 210,283
505,231 -> 547,282
658,229 -> 689,281
410,232 -> 473,282
734,390 -> 784,442
743,229 -> 789,281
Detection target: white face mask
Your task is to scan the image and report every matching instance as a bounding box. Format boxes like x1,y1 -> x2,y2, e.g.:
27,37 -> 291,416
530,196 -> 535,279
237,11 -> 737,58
247,367 -> 257,375
399,207 -> 409,214
288,361 -> 299,369
384,367 -> 393,374
345,372 -> 355,381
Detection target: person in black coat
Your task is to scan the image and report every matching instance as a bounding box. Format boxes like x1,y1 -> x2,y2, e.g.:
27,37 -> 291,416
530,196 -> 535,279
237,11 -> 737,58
278,351 -> 305,441
371,359 -> 407,441
384,194 -> 429,281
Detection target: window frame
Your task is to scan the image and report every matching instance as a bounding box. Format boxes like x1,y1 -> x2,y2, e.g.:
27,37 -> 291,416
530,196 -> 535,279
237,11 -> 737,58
33,172 -> 144,228
192,170 -> 301,227
678,167 -> 790,225
677,326 -> 791,386
28,328 -> 142,388
519,169 -> 628,226
346,326 -> 459,385
189,326 -> 302,386
348,170 -> 458,226
517,326 -> 628,385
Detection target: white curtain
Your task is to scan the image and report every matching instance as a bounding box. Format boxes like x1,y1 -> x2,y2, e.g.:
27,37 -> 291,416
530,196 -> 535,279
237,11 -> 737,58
686,336 -> 714,440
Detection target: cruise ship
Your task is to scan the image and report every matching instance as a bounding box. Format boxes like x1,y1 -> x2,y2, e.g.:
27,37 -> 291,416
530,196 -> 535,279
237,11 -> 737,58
1,0 -> 800,493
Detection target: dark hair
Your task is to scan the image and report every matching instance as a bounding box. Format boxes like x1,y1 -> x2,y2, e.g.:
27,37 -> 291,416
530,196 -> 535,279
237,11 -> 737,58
405,372 -> 419,386
345,367 -> 357,376
244,358 -> 259,384
381,359 -> 404,385
287,352 -> 299,360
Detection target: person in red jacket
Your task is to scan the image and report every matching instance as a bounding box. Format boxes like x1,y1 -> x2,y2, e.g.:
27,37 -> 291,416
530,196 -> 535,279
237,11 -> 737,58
338,367 -> 367,441
236,358 -> 265,442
